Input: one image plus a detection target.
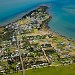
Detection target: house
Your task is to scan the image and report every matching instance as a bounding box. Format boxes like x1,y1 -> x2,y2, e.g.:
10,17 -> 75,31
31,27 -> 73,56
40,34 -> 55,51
41,44 -> 52,48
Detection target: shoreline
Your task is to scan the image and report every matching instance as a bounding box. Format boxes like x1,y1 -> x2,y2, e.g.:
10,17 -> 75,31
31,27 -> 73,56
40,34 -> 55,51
44,18 -> 75,41
0,5 -> 75,41
0,4 -> 49,27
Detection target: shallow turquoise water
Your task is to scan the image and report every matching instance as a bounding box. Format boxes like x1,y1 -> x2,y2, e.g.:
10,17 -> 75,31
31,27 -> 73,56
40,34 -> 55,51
0,0 -> 75,39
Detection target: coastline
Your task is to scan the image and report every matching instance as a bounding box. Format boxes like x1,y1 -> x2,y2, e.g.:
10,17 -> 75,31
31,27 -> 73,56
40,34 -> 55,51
0,5 -> 74,41
0,4 -> 49,27
43,17 -> 75,41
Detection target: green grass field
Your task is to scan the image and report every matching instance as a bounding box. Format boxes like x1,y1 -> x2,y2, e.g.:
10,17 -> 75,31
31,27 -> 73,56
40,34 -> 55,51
6,64 -> 75,75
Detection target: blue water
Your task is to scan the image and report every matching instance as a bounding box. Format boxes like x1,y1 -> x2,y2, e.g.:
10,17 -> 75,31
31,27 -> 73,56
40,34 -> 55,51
0,0 -> 75,39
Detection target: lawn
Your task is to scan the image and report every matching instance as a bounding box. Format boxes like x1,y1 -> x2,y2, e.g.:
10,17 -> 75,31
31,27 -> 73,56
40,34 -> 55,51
6,64 -> 75,75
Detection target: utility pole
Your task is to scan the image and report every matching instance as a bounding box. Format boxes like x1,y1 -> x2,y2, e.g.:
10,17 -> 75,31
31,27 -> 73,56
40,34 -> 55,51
16,31 -> 25,75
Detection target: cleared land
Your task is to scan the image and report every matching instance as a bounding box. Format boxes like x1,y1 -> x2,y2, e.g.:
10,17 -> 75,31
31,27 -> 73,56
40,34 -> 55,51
6,64 -> 75,75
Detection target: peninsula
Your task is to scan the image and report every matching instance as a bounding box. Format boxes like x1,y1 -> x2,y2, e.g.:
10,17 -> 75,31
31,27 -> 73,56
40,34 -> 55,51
0,6 -> 75,75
